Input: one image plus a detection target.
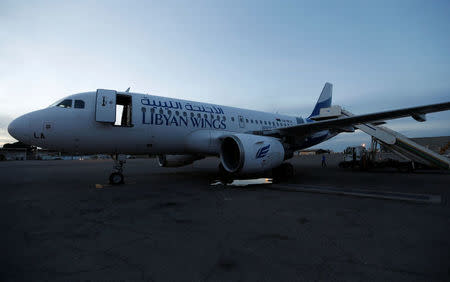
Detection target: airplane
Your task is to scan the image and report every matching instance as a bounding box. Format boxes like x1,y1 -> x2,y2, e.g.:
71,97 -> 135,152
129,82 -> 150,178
7,83 -> 450,184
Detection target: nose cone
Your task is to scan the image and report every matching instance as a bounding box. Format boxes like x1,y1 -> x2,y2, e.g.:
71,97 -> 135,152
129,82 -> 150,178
8,115 -> 31,144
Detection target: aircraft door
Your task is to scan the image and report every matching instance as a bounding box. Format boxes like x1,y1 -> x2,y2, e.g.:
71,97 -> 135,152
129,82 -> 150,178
95,89 -> 116,123
238,115 -> 245,128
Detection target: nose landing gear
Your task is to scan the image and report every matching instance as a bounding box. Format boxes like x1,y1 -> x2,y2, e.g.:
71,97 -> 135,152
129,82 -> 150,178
109,154 -> 126,185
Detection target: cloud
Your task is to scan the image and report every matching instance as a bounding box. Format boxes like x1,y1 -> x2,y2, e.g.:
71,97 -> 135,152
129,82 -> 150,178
0,113 -> 12,128
0,114 -> 15,146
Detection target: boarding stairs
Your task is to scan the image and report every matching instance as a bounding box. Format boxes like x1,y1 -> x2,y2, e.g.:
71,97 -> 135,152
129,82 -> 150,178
340,109 -> 450,170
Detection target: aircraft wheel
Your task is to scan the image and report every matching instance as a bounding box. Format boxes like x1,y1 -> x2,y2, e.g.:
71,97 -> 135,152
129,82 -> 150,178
109,172 -> 124,185
282,163 -> 294,178
218,163 -> 226,174
272,163 -> 294,183
218,163 -> 233,184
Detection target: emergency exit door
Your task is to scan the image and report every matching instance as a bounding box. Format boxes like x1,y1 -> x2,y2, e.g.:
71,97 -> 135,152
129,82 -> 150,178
238,115 -> 245,128
96,89 -> 116,122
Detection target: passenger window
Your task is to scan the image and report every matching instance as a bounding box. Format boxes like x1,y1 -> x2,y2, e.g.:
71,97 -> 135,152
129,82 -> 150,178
246,119 -> 249,123
56,99 -> 72,108
231,117 -> 235,122
74,100 -> 85,109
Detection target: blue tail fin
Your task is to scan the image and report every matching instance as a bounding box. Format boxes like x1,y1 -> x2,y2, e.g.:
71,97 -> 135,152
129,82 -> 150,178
309,82 -> 333,117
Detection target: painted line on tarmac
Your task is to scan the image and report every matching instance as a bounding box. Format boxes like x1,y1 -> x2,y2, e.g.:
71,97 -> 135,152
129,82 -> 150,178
269,184 -> 441,204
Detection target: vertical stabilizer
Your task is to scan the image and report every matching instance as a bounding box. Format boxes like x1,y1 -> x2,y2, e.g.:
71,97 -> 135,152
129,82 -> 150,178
310,82 -> 333,117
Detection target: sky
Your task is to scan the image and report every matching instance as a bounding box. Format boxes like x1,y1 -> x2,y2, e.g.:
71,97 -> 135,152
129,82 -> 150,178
0,0 -> 449,150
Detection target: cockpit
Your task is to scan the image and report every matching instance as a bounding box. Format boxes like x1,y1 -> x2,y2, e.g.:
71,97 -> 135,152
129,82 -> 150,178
49,98 -> 86,109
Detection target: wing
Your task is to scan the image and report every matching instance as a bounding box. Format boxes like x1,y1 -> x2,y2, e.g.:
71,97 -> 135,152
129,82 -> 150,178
272,101 -> 450,137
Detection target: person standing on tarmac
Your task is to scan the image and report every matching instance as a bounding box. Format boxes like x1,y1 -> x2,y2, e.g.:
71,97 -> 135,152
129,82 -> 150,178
321,154 -> 327,168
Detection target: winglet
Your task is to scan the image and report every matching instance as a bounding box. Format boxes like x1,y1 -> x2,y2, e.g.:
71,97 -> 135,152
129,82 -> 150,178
309,82 -> 333,117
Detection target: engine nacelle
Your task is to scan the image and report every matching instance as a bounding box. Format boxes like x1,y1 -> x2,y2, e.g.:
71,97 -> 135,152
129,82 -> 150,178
220,134 -> 285,174
157,154 -> 204,168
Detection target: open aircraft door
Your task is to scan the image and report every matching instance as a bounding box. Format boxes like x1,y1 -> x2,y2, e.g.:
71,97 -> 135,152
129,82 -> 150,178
95,89 -> 116,123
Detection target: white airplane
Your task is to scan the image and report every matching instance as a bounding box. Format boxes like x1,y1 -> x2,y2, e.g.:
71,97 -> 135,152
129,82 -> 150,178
7,83 -> 450,184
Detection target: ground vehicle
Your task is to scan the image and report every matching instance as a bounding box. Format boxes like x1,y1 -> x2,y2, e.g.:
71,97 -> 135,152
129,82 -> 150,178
339,146 -> 370,169
339,145 -> 417,171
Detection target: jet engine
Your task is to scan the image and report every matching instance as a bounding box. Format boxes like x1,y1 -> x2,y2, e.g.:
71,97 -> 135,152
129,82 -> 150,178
220,133 -> 285,174
157,154 -> 204,168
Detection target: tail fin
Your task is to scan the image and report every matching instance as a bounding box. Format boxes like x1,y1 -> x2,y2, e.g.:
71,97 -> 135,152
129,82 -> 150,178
309,82 -> 333,117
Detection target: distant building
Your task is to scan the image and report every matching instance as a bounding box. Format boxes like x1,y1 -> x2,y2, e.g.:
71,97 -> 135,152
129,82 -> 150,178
411,136 -> 450,155
35,150 -> 62,160
0,148 -> 27,161
0,142 -> 35,161
298,149 -> 331,155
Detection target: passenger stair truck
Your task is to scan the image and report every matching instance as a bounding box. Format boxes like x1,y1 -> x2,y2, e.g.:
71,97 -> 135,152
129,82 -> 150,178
311,106 -> 450,170
343,109 -> 449,170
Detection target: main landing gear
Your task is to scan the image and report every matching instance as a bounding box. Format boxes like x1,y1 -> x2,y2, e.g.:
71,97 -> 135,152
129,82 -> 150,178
217,162 -> 294,184
217,163 -> 234,184
109,154 -> 126,185
272,163 -> 294,182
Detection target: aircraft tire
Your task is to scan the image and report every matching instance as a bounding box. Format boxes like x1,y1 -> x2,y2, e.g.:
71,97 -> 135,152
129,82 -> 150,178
284,163 -> 294,178
218,163 -> 233,184
109,172 -> 124,185
272,163 -> 294,183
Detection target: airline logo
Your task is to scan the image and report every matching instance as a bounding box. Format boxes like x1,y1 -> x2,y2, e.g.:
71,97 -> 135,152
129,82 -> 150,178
141,98 -> 224,114
255,144 -> 270,159
141,98 -> 227,129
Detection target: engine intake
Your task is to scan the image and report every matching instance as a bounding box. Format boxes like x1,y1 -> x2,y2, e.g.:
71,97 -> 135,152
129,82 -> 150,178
221,136 -> 244,172
220,134 -> 285,174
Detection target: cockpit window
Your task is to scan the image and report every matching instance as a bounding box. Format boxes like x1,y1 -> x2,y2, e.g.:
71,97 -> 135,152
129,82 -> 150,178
56,99 -> 72,108
74,100 -> 85,109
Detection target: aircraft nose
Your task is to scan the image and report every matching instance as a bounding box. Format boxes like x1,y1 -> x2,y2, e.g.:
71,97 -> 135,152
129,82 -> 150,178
8,114 -> 31,143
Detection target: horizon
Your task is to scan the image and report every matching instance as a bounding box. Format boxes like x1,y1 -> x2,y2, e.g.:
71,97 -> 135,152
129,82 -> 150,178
1,0 -> 449,150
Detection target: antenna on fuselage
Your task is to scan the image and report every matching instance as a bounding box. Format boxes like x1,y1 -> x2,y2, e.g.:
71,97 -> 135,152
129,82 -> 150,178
125,87 -> 130,93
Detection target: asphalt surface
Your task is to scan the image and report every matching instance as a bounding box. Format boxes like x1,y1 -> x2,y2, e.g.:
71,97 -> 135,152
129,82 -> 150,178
1,155 -> 449,281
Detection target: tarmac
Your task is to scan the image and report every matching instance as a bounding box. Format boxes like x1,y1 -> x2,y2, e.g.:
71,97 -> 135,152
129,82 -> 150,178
1,155 -> 449,281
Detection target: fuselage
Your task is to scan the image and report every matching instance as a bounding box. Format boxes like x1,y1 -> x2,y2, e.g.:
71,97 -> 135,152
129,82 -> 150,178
8,90 -> 333,156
